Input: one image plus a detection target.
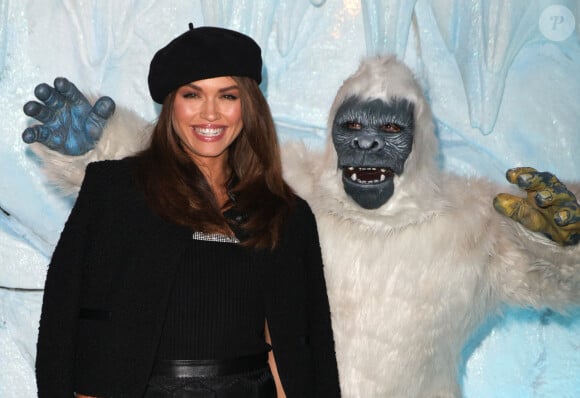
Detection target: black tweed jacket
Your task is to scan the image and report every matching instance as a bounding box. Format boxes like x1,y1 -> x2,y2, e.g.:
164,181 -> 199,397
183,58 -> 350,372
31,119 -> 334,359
35,157 -> 341,398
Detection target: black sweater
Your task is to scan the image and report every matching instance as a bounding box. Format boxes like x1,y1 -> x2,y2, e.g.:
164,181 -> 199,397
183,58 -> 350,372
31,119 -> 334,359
156,238 -> 269,360
35,157 -> 341,397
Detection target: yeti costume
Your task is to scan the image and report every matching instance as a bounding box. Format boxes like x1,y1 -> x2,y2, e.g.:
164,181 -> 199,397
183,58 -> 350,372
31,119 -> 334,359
287,56 -> 580,397
27,56 -> 580,397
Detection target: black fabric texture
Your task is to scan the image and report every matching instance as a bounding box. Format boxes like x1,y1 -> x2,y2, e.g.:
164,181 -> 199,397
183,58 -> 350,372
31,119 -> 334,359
148,25 -> 262,103
155,239 -> 269,360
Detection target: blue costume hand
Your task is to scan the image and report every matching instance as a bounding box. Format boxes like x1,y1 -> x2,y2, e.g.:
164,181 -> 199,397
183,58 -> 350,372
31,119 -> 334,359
22,77 -> 115,156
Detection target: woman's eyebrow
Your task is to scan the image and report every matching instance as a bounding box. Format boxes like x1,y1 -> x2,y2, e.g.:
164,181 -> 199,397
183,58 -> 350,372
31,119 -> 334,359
185,83 -> 239,92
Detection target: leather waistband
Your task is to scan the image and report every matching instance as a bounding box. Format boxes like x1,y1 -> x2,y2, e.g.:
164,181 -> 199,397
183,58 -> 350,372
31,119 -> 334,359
152,353 -> 269,378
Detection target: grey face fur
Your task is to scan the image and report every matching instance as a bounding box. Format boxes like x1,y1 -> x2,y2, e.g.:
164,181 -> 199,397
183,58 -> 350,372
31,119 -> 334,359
332,96 -> 415,209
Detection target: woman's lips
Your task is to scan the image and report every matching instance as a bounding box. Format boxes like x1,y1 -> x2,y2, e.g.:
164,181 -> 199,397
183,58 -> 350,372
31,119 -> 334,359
192,125 -> 226,141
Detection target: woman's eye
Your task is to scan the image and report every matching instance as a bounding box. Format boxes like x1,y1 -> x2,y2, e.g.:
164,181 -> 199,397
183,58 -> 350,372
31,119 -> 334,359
222,94 -> 239,100
182,92 -> 199,99
380,123 -> 402,133
344,121 -> 362,130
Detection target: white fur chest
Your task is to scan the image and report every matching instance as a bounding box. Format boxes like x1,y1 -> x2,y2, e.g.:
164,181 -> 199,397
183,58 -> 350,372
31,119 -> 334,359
316,209 -> 494,397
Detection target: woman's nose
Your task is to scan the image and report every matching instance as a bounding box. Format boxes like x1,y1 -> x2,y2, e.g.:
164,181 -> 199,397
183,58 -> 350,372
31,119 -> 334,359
200,100 -> 219,121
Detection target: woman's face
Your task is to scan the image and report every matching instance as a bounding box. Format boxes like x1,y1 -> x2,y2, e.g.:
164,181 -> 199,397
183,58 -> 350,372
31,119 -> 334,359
172,76 -> 243,168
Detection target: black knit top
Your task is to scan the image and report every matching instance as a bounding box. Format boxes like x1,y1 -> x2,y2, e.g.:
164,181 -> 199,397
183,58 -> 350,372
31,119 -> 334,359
156,238 -> 270,360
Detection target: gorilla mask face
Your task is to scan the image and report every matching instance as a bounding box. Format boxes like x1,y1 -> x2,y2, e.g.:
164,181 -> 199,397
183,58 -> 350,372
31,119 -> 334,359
332,96 -> 415,209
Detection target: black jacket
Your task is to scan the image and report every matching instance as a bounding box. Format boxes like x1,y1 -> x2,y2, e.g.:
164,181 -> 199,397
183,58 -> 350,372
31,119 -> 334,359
36,157 -> 341,397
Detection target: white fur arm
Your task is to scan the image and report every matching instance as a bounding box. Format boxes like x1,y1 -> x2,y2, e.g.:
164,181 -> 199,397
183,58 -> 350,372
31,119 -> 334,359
493,183 -> 580,311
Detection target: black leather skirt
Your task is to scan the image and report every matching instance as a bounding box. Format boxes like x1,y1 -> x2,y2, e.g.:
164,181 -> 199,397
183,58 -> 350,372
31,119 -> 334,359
144,354 -> 276,398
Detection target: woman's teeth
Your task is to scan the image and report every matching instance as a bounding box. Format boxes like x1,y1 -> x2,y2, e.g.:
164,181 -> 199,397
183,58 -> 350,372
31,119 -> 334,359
194,127 -> 223,136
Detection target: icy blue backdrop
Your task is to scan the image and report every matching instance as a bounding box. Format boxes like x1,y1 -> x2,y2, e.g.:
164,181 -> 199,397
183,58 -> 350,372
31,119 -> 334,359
1,1 -> 579,397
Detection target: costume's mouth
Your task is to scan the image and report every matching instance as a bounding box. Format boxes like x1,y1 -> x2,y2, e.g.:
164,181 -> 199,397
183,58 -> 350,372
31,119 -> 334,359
342,167 -> 394,185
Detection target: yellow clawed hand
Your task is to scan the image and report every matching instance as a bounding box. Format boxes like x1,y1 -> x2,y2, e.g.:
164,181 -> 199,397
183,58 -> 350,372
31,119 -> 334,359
493,167 -> 580,246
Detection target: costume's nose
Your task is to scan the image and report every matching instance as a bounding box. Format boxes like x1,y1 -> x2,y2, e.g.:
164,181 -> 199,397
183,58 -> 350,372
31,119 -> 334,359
350,134 -> 384,151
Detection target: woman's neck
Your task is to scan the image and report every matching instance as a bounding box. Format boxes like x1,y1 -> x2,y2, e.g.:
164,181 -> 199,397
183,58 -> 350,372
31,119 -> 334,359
195,159 -> 231,208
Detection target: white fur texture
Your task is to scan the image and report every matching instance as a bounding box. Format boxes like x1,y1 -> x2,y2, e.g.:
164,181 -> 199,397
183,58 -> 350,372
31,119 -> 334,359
287,56 -> 580,397
33,57 -> 580,397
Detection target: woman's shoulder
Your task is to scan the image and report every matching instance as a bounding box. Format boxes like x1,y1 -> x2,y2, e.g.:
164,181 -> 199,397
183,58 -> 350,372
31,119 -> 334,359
289,192 -> 312,213
82,156 -> 140,190
286,194 -> 317,228
86,155 -> 138,173
85,156 -> 137,176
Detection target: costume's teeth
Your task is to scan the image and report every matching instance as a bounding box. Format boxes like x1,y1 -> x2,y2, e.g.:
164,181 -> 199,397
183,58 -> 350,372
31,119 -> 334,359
345,167 -> 393,184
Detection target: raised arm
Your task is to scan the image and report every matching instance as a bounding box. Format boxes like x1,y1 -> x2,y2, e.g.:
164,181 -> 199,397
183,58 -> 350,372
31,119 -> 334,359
490,167 -> 580,310
21,77 -> 150,194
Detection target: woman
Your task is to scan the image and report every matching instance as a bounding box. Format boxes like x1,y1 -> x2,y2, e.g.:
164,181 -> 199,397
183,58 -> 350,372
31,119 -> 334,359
35,24 -> 341,397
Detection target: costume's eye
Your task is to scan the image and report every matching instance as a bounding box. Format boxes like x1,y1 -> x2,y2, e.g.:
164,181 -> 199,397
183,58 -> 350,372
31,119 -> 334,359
344,121 -> 362,130
380,123 -> 402,133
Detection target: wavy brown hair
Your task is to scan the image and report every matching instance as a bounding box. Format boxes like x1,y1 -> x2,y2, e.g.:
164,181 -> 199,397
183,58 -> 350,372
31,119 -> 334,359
136,76 -> 294,249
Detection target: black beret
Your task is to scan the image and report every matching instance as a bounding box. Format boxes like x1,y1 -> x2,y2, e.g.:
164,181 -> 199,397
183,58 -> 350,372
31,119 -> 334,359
148,24 -> 262,103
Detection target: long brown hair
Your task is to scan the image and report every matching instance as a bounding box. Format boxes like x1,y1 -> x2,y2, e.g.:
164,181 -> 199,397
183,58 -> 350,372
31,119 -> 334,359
136,76 -> 294,249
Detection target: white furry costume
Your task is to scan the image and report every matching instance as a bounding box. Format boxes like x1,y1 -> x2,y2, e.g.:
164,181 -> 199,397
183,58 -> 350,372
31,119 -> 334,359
32,56 -> 580,397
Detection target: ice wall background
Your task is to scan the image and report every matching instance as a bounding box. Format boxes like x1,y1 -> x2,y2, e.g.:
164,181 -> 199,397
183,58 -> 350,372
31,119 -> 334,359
1,0 -> 579,397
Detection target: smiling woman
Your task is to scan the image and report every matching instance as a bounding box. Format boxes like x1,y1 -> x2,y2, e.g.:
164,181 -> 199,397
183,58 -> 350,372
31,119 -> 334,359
33,24 -> 341,398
